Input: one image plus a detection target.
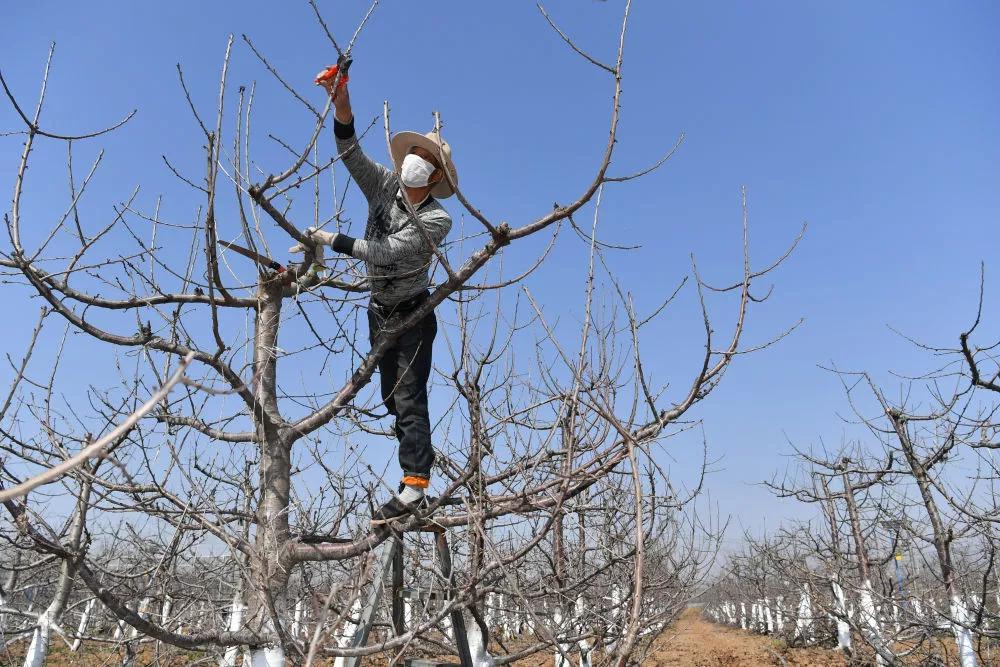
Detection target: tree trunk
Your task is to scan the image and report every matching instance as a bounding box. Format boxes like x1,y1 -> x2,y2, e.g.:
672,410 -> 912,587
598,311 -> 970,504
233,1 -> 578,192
248,281 -> 291,661
891,415 -> 978,667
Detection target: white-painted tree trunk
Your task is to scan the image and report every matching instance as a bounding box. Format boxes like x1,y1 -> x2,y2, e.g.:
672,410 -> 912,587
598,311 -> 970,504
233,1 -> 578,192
22,610 -> 52,667
830,580 -> 851,654
466,614 -> 496,667
130,597 -> 151,639
499,594 -> 513,639
949,596 -> 978,667
554,608 -> 571,667
332,597 -> 363,667
934,597 -> 950,630
859,581 -> 886,667
248,645 -> 284,666
161,595 -> 173,630
763,598 -> 774,634
795,585 -> 812,641
220,596 -> 246,667
23,551 -> 78,666
575,596 -> 593,667
404,590 -> 415,631
291,599 -> 303,638
485,593 -> 496,629
71,598 -> 97,651
441,612 -> 455,642
610,585 -> 622,636
739,602 -> 748,630
911,597 -> 923,621
774,596 -> 785,632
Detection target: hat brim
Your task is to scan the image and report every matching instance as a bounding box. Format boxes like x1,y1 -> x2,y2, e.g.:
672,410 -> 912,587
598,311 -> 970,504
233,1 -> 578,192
390,131 -> 458,199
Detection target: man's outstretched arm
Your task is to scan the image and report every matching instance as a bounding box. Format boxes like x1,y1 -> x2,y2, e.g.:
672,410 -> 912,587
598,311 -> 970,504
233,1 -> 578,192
327,81 -> 394,201
331,210 -> 452,265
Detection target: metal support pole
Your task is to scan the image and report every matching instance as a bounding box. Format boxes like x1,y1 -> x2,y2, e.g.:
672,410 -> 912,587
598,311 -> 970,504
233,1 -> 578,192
435,532 -> 473,667
392,536 -> 406,667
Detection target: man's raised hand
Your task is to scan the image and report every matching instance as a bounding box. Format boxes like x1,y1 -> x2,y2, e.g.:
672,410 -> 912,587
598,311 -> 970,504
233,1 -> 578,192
317,70 -> 353,124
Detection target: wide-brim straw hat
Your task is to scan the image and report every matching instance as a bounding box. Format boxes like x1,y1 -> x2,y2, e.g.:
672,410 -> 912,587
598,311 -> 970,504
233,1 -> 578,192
390,129 -> 458,199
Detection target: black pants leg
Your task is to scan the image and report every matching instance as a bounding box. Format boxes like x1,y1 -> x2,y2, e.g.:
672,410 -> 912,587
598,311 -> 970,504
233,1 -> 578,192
368,307 -> 437,481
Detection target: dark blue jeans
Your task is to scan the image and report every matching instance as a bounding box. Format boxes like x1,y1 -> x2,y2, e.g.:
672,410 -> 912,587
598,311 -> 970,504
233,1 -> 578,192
367,302 -> 437,481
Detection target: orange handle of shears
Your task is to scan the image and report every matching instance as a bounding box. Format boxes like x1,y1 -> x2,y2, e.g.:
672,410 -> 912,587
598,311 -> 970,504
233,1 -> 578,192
315,63 -> 350,87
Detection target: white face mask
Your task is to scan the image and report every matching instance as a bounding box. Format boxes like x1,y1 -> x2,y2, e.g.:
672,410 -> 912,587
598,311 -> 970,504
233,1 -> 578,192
400,153 -> 437,188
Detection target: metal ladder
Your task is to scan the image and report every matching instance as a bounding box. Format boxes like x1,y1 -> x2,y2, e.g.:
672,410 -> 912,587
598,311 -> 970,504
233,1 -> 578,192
341,522 -> 474,667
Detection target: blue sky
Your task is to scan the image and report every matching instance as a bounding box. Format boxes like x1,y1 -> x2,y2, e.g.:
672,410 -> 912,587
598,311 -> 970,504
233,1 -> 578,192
2,1 -> 999,542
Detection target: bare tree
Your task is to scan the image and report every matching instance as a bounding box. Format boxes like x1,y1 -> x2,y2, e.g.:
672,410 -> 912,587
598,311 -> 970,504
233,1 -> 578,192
709,269 -> 1000,667
0,2 -> 798,664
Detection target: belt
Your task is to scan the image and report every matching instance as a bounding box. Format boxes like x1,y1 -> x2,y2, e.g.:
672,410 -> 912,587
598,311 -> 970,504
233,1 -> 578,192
371,290 -> 430,315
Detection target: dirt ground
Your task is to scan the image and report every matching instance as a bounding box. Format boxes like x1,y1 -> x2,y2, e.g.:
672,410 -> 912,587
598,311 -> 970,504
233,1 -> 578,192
638,609 -> 846,667
12,609 -> 992,665
5,614 -> 847,666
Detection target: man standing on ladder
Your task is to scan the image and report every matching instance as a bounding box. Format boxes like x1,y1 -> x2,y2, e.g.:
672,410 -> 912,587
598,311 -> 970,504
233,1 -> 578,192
294,66 -> 458,526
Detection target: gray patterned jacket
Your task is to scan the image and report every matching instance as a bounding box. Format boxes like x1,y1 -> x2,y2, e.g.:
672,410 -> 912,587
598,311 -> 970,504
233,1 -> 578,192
330,118 -> 452,306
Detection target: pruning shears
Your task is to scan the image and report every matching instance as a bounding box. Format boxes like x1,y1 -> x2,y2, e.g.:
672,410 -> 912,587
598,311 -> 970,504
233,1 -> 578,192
315,55 -> 352,88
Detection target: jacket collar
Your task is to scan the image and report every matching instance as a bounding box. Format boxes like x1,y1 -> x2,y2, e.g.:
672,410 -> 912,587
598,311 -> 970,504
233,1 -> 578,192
396,189 -> 435,211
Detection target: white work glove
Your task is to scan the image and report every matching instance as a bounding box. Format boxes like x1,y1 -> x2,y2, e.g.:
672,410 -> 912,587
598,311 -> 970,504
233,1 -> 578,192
288,227 -> 333,268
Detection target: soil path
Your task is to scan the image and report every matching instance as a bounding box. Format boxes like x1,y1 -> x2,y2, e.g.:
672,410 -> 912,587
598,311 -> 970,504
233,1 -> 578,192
643,609 -> 846,667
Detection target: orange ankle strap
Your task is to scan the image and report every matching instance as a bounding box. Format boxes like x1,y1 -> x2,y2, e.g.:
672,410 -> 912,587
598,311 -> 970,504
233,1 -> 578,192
402,475 -> 429,489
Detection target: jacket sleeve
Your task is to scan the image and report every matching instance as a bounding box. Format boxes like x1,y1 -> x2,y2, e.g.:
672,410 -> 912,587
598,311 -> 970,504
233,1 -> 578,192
334,117 -> 395,202
336,209 -> 452,265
